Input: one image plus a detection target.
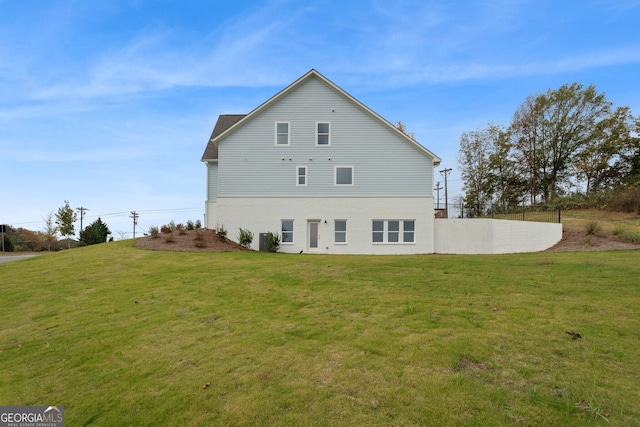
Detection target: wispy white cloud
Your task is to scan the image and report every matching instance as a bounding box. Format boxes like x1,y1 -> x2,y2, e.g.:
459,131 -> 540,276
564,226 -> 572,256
12,0 -> 640,106
29,2 -> 309,102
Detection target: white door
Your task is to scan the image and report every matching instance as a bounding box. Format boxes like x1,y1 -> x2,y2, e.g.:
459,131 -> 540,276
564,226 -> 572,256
308,221 -> 320,251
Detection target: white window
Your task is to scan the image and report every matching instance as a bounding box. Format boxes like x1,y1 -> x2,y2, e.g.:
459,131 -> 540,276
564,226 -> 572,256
372,220 -> 415,244
334,220 -> 347,244
297,166 -> 307,186
281,220 -> 294,243
335,166 -> 354,186
372,220 -> 384,243
388,220 -> 400,243
316,122 -> 330,146
403,220 -> 415,243
275,122 -> 290,146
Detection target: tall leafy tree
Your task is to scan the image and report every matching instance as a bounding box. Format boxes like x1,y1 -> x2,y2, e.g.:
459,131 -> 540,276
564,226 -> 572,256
510,83 -> 613,202
510,95 -> 543,203
486,124 -> 524,210
55,200 -> 77,249
42,211 -> 58,251
458,124 -> 524,215
574,106 -> 635,194
458,126 -> 494,216
613,115 -> 640,186
80,218 -> 111,245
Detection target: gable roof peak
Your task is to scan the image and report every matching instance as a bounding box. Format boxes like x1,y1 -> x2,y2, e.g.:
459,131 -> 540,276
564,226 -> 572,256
201,69 -> 441,165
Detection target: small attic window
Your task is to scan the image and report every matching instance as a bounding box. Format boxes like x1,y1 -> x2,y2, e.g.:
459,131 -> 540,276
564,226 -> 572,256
275,122 -> 290,146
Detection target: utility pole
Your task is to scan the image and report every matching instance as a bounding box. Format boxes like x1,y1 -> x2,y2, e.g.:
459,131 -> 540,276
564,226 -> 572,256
130,211 -> 139,239
440,168 -> 452,218
76,207 -> 88,237
1,224 -> 5,254
434,181 -> 443,210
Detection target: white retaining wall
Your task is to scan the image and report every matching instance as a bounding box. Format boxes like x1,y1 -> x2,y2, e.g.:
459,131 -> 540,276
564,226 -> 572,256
434,219 -> 562,254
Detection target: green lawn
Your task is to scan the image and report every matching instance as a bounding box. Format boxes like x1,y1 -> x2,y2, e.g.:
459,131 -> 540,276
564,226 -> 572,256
1,241 -> 639,426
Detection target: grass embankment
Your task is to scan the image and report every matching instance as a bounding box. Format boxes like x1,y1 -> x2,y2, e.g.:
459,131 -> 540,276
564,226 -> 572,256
1,242 -> 639,425
563,210 -> 640,243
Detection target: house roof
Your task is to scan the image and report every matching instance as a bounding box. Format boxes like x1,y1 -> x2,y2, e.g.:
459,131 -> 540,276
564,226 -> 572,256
201,114 -> 246,161
201,69 -> 441,165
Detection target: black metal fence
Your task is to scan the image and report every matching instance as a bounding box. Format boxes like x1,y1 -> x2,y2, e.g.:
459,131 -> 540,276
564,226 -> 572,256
440,203 -> 561,224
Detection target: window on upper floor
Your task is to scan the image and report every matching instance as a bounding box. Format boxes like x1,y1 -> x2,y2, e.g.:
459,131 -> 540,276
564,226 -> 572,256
296,166 -> 307,186
335,166 -> 353,186
275,122 -> 290,146
334,220 -> 347,244
372,220 -> 415,244
281,220 -> 294,243
316,122 -> 330,146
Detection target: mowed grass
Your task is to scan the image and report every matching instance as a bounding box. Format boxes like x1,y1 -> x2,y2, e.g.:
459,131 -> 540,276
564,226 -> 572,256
1,242 -> 639,426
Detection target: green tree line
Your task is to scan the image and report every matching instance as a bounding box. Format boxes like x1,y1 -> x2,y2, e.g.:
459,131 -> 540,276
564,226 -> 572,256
458,83 -> 639,216
1,201 -> 112,252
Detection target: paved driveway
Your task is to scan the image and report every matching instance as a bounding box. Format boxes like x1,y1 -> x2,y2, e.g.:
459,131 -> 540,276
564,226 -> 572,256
0,254 -> 40,264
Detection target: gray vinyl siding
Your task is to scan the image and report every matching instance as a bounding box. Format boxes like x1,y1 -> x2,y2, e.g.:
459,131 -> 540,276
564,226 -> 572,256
217,77 -> 434,197
207,162 -> 218,200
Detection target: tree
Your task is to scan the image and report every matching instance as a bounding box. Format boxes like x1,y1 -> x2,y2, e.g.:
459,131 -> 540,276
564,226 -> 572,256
42,211 -> 58,251
613,114 -> 640,187
395,120 -> 416,139
457,126 -> 494,217
573,106 -> 635,194
510,83 -> 613,202
486,124 -> 525,210
80,218 -> 111,245
55,200 -> 77,249
1,225 -> 14,252
510,95 -> 543,203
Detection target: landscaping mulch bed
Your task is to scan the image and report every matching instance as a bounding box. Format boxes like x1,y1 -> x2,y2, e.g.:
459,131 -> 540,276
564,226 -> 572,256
134,229 -> 248,252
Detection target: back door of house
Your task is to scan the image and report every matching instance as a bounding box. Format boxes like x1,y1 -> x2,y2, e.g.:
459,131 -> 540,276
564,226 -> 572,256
308,221 -> 320,251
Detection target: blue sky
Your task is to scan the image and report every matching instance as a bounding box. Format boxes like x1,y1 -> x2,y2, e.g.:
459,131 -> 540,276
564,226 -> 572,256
2,0 -> 639,238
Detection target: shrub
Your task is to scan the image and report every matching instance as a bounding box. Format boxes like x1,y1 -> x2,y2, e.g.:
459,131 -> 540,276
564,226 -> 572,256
619,230 -> 640,244
163,232 -> 175,243
611,226 -> 624,236
195,219 -> 202,229
238,228 -> 254,249
267,232 -> 280,252
216,224 -> 228,242
186,220 -> 195,231
585,222 -> 601,236
176,224 -> 187,235
149,226 -> 160,239
168,220 -> 177,232
160,225 -> 171,234
194,230 -> 207,248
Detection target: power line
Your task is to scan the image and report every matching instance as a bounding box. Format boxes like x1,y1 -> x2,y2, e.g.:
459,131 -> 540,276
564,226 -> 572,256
5,206 -> 203,228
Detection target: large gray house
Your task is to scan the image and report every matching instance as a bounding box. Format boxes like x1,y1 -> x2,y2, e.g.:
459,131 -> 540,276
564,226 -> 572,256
201,69 -> 442,254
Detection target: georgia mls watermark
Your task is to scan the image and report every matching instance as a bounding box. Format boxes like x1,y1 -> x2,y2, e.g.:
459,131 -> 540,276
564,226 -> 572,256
0,406 -> 64,427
